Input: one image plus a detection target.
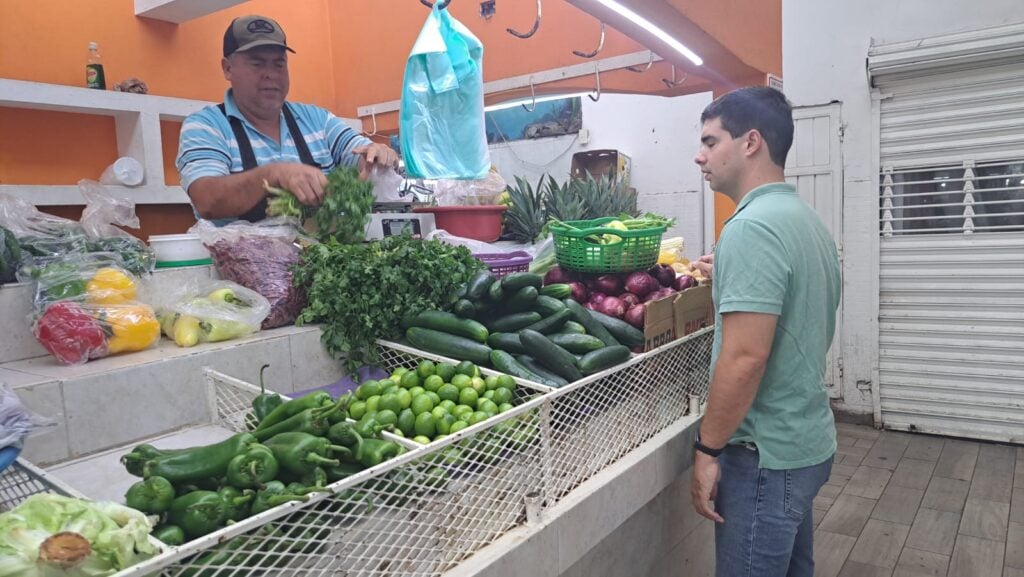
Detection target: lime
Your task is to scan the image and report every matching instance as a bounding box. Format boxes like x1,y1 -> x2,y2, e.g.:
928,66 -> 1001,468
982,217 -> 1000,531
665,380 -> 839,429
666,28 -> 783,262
379,393 -> 402,413
356,380 -> 381,400
436,362 -> 457,382
485,375 -> 500,390
451,374 -> 472,389
396,389 -> 413,410
400,371 -> 420,389
365,395 -> 382,414
449,420 -> 469,434
455,361 -> 478,378
349,400 -> 367,420
417,360 -> 436,379
458,387 -> 479,408
391,428 -> 405,438
378,378 -> 397,391
483,389 -> 496,401
470,377 -> 487,395
436,413 -> 456,435
478,399 -> 499,416
391,367 -> 409,381
426,392 -> 442,407
453,404 -> 474,417
398,408 -> 416,436
414,412 -> 437,438
439,399 -> 457,412
411,394 -> 435,416
423,374 -> 445,392
468,411 -> 490,425
437,383 -> 460,403
492,387 -> 513,405
376,409 -> 398,427
382,386 -> 400,397
408,386 -> 425,398
431,406 -> 449,421
413,435 -> 432,445
498,402 -> 514,413
497,375 -> 516,390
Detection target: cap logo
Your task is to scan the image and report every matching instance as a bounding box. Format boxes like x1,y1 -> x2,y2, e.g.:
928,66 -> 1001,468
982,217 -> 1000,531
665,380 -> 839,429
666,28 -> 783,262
247,19 -> 275,34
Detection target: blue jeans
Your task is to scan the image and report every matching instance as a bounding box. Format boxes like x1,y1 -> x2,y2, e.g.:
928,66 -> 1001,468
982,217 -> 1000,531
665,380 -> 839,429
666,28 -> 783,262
714,445 -> 833,577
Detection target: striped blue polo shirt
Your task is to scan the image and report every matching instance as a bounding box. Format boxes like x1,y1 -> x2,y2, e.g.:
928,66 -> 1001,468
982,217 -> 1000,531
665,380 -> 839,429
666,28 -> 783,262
176,89 -> 370,224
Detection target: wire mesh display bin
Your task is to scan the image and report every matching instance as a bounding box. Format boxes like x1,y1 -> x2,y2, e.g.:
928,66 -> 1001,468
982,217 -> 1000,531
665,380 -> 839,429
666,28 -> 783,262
0,458 -> 84,511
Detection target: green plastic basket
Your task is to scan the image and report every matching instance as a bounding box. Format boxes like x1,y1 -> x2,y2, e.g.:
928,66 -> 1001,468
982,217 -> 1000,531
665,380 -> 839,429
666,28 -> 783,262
550,217 -> 666,273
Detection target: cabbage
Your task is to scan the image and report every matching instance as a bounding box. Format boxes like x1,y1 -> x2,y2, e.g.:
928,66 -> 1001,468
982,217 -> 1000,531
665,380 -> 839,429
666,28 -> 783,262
0,494 -> 156,577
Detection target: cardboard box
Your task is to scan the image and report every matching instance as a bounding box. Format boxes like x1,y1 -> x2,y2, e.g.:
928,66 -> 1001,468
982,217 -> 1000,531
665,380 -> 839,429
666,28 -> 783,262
570,149 -> 632,187
641,284 -> 714,351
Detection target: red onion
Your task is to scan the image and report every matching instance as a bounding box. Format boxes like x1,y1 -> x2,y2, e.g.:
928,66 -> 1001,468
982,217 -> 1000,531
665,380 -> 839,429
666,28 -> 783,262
624,271 -> 660,298
643,287 -> 675,303
624,303 -> 646,328
648,264 -> 677,287
544,266 -> 574,286
569,281 -> 590,303
584,301 -> 598,311
597,296 -> 626,319
672,274 -> 696,292
590,274 -> 624,296
620,292 -> 640,309
589,292 -> 607,306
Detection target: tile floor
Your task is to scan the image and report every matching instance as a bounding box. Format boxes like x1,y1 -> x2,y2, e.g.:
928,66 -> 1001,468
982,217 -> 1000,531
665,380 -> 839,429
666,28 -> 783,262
813,423 -> 1024,577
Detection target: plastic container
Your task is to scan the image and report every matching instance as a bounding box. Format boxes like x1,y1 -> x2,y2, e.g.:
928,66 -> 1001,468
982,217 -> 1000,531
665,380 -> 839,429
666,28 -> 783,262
148,233 -> 212,268
412,205 -> 507,242
475,251 -> 532,278
549,217 -> 666,273
100,157 -> 144,186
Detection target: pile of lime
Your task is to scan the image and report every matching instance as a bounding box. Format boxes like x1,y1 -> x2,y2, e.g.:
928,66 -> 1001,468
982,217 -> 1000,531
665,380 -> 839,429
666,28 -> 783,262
350,360 -> 519,445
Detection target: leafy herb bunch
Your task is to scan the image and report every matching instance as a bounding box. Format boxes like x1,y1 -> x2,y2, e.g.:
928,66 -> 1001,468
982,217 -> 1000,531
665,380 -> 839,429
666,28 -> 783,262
293,234 -> 484,370
266,166 -> 374,244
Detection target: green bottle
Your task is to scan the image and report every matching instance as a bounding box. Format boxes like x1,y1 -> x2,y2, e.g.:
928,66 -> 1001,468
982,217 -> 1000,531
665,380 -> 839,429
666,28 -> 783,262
86,42 -> 106,90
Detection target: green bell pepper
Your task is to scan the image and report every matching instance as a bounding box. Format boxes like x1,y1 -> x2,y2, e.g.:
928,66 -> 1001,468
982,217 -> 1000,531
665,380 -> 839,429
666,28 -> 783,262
218,486 -> 255,522
151,525 -> 186,546
225,445 -> 279,489
168,490 -> 227,539
124,475 -> 175,515
263,432 -> 349,476
250,480 -> 310,516
356,438 -> 401,468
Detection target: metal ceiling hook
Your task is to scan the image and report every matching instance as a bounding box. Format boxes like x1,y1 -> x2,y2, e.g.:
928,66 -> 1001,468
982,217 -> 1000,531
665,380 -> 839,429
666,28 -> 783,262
420,0 -> 452,8
507,0 -> 542,39
627,51 -> 654,73
662,65 -> 687,88
589,65 -> 601,102
573,21 -> 605,59
521,78 -> 537,112
366,108 -> 378,137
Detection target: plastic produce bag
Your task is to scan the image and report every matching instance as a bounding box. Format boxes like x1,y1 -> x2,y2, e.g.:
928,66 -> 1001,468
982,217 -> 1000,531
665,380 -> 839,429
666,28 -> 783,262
368,165 -> 406,203
400,5 -> 490,180
0,383 -> 56,451
434,171 -> 507,206
191,218 -> 309,329
78,179 -> 156,276
151,279 -> 271,347
0,193 -> 88,265
0,225 -> 21,285
29,254 -> 160,365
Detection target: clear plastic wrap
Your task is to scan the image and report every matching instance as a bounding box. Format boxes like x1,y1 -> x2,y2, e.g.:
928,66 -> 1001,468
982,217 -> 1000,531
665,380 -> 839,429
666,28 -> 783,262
0,193 -> 89,266
150,278 -> 271,347
78,180 -> 156,276
191,219 -> 309,329
433,171 -> 507,206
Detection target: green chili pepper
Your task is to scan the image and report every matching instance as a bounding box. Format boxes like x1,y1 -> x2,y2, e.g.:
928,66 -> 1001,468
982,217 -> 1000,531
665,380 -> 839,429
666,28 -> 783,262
255,390 -> 334,432
354,416 -> 390,439
143,433 -> 258,484
327,422 -> 363,450
120,444 -> 185,477
250,480 -> 310,516
151,525 -> 186,546
326,393 -> 353,425
356,438 -> 402,468
37,262 -> 87,305
124,475 -> 175,515
324,461 -> 365,482
218,486 -> 255,522
251,364 -> 283,425
175,477 -> 222,497
168,490 -> 227,539
263,432 -> 348,476
252,401 -> 342,442
226,445 -> 279,489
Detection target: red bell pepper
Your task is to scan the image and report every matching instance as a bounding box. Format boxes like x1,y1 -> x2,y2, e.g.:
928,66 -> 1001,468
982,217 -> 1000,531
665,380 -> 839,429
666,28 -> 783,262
33,302 -> 108,365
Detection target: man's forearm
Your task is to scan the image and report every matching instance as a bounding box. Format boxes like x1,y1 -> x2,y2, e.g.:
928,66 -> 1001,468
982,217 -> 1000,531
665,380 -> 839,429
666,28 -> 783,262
188,166 -> 273,220
699,352 -> 768,448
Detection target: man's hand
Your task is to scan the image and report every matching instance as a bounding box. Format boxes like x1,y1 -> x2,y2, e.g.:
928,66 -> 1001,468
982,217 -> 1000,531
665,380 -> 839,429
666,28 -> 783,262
270,163 -> 328,206
691,253 -> 714,280
353,143 -> 400,180
691,451 -> 724,523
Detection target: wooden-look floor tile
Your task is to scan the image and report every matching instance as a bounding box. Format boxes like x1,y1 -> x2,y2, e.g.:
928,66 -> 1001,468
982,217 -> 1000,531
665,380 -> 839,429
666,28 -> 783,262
905,435 -> 945,462
845,467 -> 893,500
891,548 -> 948,577
872,485 -> 925,525
848,519 -> 910,569
814,529 -> 858,577
967,467 -> 1014,504
890,458 -> 937,491
947,534 -> 1004,577
821,494 -> 879,537
1004,521 -> 1024,570
1011,486 -> 1024,525
959,498 -> 1010,541
837,560 -> 894,577
933,440 -> 978,482
905,508 -> 961,556
975,443 -> 1015,474
921,477 -> 970,513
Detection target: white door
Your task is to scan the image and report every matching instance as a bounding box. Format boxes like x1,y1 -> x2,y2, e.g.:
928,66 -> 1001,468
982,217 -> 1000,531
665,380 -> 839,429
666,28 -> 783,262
786,103 -> 844,398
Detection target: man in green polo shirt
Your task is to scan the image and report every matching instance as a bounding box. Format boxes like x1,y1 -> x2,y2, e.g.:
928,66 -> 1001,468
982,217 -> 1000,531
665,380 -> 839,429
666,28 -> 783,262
689,86 -> 841,577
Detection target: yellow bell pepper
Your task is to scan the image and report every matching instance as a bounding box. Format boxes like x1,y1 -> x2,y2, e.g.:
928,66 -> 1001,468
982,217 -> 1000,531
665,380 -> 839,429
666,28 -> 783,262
98,305 -> 161,354
86,267 -> 137,305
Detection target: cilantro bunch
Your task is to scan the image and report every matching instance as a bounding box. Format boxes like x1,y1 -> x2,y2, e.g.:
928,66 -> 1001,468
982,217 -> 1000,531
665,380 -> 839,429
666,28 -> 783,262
294,234 -> 484,370
265,166 -> 374,244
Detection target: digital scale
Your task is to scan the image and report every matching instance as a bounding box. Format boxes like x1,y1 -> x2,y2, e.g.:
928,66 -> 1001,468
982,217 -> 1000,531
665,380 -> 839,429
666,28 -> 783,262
365,201 -> 436,240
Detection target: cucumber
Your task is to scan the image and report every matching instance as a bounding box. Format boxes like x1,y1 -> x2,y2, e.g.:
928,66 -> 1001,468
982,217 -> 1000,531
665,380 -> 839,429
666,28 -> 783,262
455,282 -> 469,299
406,327 -> 493,365
522,308 -> 571,335
516,355 -> 569,387
578,345 -> 632,375
519,329 -> 582,382
501,272 -> 543,293
405,310 -> 489,343
503,286 -> 539,313
539,283 -> 572,299
465,271 -> 497,301
487,332 -> 527,355
533,295 -> 567,317
546,333 -> 605,354
489,350 -> 553,386
563,299 -> 620,347
487,280 -> 505,302
558,321 -> 587,335
491,311 -> 542,333
588,310 -> 645,347
453,299 -> 476,319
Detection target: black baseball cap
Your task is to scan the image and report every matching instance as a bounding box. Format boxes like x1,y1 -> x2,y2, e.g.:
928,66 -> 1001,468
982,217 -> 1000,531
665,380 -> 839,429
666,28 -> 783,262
223,15 -> 296,58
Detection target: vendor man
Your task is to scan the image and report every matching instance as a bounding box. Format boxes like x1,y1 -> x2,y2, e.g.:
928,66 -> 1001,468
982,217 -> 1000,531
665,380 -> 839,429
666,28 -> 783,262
176,15 -> 398,225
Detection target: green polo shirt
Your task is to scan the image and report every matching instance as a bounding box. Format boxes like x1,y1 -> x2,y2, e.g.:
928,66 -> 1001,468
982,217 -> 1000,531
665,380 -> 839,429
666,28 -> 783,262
711,182 -> 841,470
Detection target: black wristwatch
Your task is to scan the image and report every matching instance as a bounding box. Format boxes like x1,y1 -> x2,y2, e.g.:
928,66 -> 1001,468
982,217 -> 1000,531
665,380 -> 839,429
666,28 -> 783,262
694,434 -> 725,458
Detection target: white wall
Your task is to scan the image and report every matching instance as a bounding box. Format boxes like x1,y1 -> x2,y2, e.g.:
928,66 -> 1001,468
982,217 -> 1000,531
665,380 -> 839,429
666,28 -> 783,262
488,92 -> 713,261
782,0 -> 1024,416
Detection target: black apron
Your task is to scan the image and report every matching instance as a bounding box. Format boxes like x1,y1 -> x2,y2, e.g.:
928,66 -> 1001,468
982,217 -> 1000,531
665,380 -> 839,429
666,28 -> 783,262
218,103 -> 319,222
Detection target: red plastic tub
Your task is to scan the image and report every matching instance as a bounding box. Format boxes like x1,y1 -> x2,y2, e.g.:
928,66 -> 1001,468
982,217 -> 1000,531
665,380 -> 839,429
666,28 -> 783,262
413,205 -> 508,242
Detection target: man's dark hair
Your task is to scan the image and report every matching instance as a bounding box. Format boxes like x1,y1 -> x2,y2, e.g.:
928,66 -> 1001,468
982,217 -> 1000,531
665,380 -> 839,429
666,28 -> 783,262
700,86 -> 793,167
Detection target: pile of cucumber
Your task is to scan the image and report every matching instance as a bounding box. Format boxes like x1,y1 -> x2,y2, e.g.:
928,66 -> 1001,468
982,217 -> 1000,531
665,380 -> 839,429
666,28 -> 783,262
401,271 -> 645,387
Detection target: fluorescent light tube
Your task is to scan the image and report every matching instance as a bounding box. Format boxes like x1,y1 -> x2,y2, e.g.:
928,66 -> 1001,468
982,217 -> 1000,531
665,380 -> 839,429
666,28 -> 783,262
484,92 -> 592,112
593,0 -> 703,66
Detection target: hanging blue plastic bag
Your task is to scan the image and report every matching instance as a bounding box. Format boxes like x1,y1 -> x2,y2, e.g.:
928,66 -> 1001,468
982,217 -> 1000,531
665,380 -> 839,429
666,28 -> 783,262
400,5 -> 490,180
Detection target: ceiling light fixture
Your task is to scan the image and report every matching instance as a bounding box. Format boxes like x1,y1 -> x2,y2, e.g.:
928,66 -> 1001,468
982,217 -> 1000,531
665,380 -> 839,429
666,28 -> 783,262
592,0 -> 703,66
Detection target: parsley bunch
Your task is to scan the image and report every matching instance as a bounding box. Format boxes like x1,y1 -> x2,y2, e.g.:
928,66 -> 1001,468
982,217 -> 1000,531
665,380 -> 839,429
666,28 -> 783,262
294,234 -> 484,370
265,166 -> 374,244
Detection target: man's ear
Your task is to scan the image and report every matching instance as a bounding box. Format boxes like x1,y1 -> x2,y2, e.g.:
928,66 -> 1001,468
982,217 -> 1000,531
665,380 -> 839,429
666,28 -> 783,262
221,57 -> 232,81
744,129 -> 766,160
